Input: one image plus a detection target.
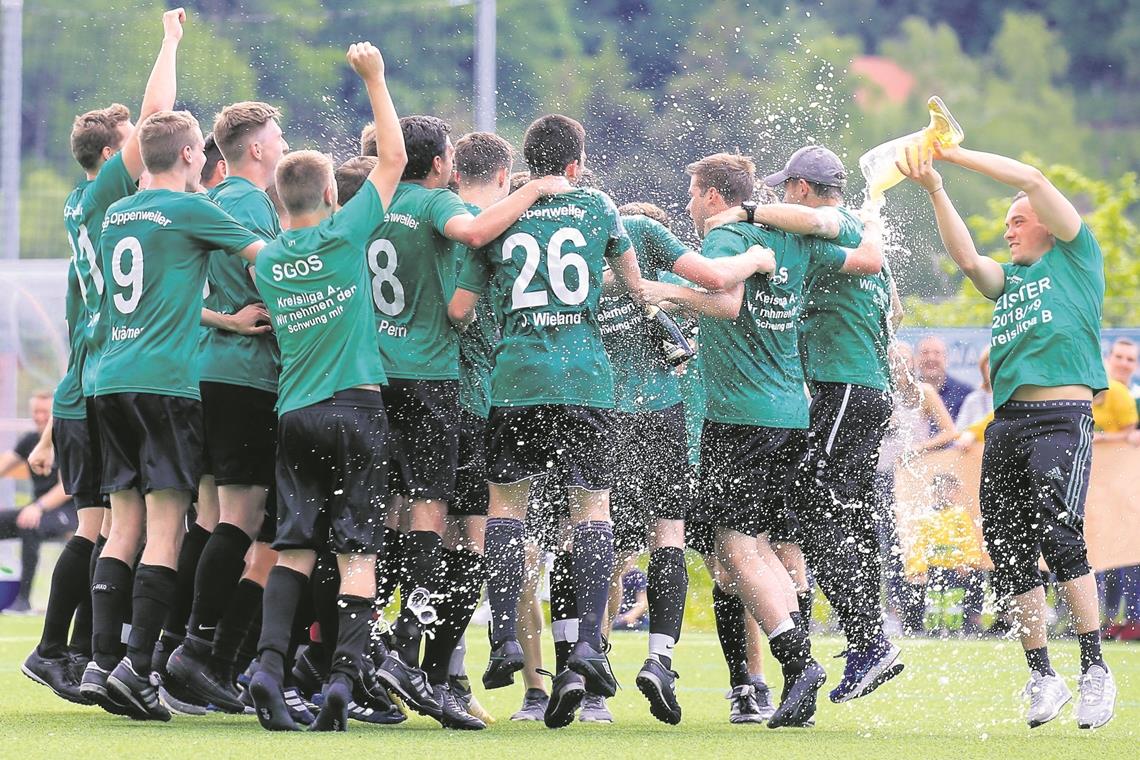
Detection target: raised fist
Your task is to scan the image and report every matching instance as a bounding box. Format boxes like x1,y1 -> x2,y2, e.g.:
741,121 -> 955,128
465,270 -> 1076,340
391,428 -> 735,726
347,42 -> 386,81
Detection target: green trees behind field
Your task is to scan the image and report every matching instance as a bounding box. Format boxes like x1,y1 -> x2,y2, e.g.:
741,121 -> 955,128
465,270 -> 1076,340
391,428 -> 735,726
14,0 -> 1139,317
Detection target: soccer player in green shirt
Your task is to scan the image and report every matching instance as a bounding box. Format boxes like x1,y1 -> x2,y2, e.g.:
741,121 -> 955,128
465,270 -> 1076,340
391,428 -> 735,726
84,107 -> 266,721
245,41 -> 407,733
448,114 -> 643,729
164,101 -> 289,714
898,142 -> 1116,730
365,115 -> 570,723
21,6 -> 186,712
641,152 -> 883,729
706,144 -> 906,704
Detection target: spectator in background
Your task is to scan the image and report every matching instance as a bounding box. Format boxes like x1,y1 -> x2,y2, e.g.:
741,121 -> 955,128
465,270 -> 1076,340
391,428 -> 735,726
611,555 -> 649,631
955,347 -> 994,429
915,335 -> 974,420
1106,337 -> 1139,402
0,391 -> 77,613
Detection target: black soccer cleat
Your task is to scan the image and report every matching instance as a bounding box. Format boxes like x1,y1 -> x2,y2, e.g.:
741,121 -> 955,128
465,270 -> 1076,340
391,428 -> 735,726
635,657 -> 681,725
248,670 -> 300,732
22,649 -> 89,706
376,651 -> 442,718
106,658 -> 171,722
434,682 -> 486,730
482,639 -> 525,690
567,639 -> 618,698
165,643 -> 245,714
310,680 -> 351,732
543,668 -> 586,729
79,661 -> 133,716
353,655 -> 406,723
768,660 -> 827,729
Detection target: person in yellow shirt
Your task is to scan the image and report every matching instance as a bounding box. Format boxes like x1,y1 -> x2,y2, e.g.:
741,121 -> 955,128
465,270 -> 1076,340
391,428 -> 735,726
904,473 -> 985,635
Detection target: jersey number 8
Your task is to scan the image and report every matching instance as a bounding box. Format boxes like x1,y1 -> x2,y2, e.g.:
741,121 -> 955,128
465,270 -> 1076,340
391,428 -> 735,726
504,228 -> 589,310
367,239 -> 405,316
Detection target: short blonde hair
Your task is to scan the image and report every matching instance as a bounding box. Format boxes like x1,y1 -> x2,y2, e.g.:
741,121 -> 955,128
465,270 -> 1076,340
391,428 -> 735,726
360,122 -> 377,157
71,103 -> 131,171
139,111 -> 202,174
212,101 -> 281,163
685,153 -> 756,205
275,150 -> 335,215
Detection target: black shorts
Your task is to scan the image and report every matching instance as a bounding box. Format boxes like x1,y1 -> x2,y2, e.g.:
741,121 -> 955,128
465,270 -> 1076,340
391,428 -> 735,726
487,404 -> 613,491
979,400 -> 1094,598
798,382 -> 892,504
769,429 -> 807,545
201,382 -> 277,488
274,389 -> 389,554
609,404 -> 695,553
695,421 -> 795,539
452,409 -> 489,517
53,400 -> 106,509
382,379 -> 459,503
94,393 -> 203,495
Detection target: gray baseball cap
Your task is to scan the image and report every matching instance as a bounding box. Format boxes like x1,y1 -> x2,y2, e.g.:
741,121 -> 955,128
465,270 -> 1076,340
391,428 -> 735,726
763,145 -> 847,188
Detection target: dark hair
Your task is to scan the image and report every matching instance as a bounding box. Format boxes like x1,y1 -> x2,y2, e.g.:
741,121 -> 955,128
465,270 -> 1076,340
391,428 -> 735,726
201,132 -> 224,185
400,115 -> 451,181
804,179 -> 844,201
335,156 -> 377,205
618,202 -> 669,226
454,131 -> 513,183
523,114 -> 586,177
685,153 -> 756,205
70,103 -> 131,171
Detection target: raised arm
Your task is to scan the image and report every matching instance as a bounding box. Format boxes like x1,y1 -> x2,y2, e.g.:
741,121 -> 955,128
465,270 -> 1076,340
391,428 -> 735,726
444,175 -> 571,249
889,278 -> 904,331
937,145 -> 1082,243
347,42 -> 408,211
121,8 -> 185,179
897,145 -> 1005,300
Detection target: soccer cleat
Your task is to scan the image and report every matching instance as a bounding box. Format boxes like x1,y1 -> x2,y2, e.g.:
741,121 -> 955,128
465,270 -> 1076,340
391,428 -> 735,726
511,687 -> 550,721
347,700 -> 405,725
79,661 -> 133,716
249,671 -> 300,731
310,681 -> 351,732
636,658 -> 681,725
482,639 -> 525,690
1024,671 -> 1072,728
567,640 -> 618,698
165,643 -> 245,714
749,676 -> 776,722
433,682 -> 486,730
543,669 -> 586,729
290,645 -> 326,699
450,675 -> 494,724
578,693 -> 614,723
1075,665 -> 1116,730
283,686 -> 317,726
727,683 -> 765,724
65,651 -> 92,686
377,651 -> 442,718
352,655 -> 405,723
828,638 -> 904,703
768,660 -> 827,729
22,649 -> 90,706
106,658 -> 171,722
153,640 -> 208,716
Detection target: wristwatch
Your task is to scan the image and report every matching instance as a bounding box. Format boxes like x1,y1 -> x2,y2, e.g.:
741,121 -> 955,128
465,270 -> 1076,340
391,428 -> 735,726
741,200 -> 757,224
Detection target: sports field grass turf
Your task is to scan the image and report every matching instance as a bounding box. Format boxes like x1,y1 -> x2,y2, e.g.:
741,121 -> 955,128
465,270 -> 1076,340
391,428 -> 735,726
0,613 -> 1135,759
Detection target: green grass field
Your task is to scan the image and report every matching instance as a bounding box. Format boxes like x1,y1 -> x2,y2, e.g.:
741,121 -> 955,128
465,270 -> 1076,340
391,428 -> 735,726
0,613 -> 1136,759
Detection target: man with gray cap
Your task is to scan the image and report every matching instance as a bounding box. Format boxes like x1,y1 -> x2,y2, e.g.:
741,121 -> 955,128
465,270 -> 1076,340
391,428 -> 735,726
705,144 -> 905,705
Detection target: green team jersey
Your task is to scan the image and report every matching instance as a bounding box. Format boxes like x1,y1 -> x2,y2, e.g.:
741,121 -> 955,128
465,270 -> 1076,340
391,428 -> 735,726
198,177 -> 282,393
457,187 -> 632,408
366,182 -> 467,380
254,182 -> 388,416
94,190 -> 260,399
454,201 -> 497,419
598,215 -> 690,414
698,223 -> 845,428
57,154 -> 137,408
989,223 -> 1107,409
831,205 -> 864,248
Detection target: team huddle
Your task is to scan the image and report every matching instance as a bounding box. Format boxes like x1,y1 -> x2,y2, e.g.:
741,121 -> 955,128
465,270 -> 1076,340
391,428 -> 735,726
17,9 -> 1119,733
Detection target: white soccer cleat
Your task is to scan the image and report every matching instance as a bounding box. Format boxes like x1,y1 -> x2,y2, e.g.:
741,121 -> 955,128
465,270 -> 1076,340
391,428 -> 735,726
1024,670 -> 1071,728
1074,664 -> 1116,730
